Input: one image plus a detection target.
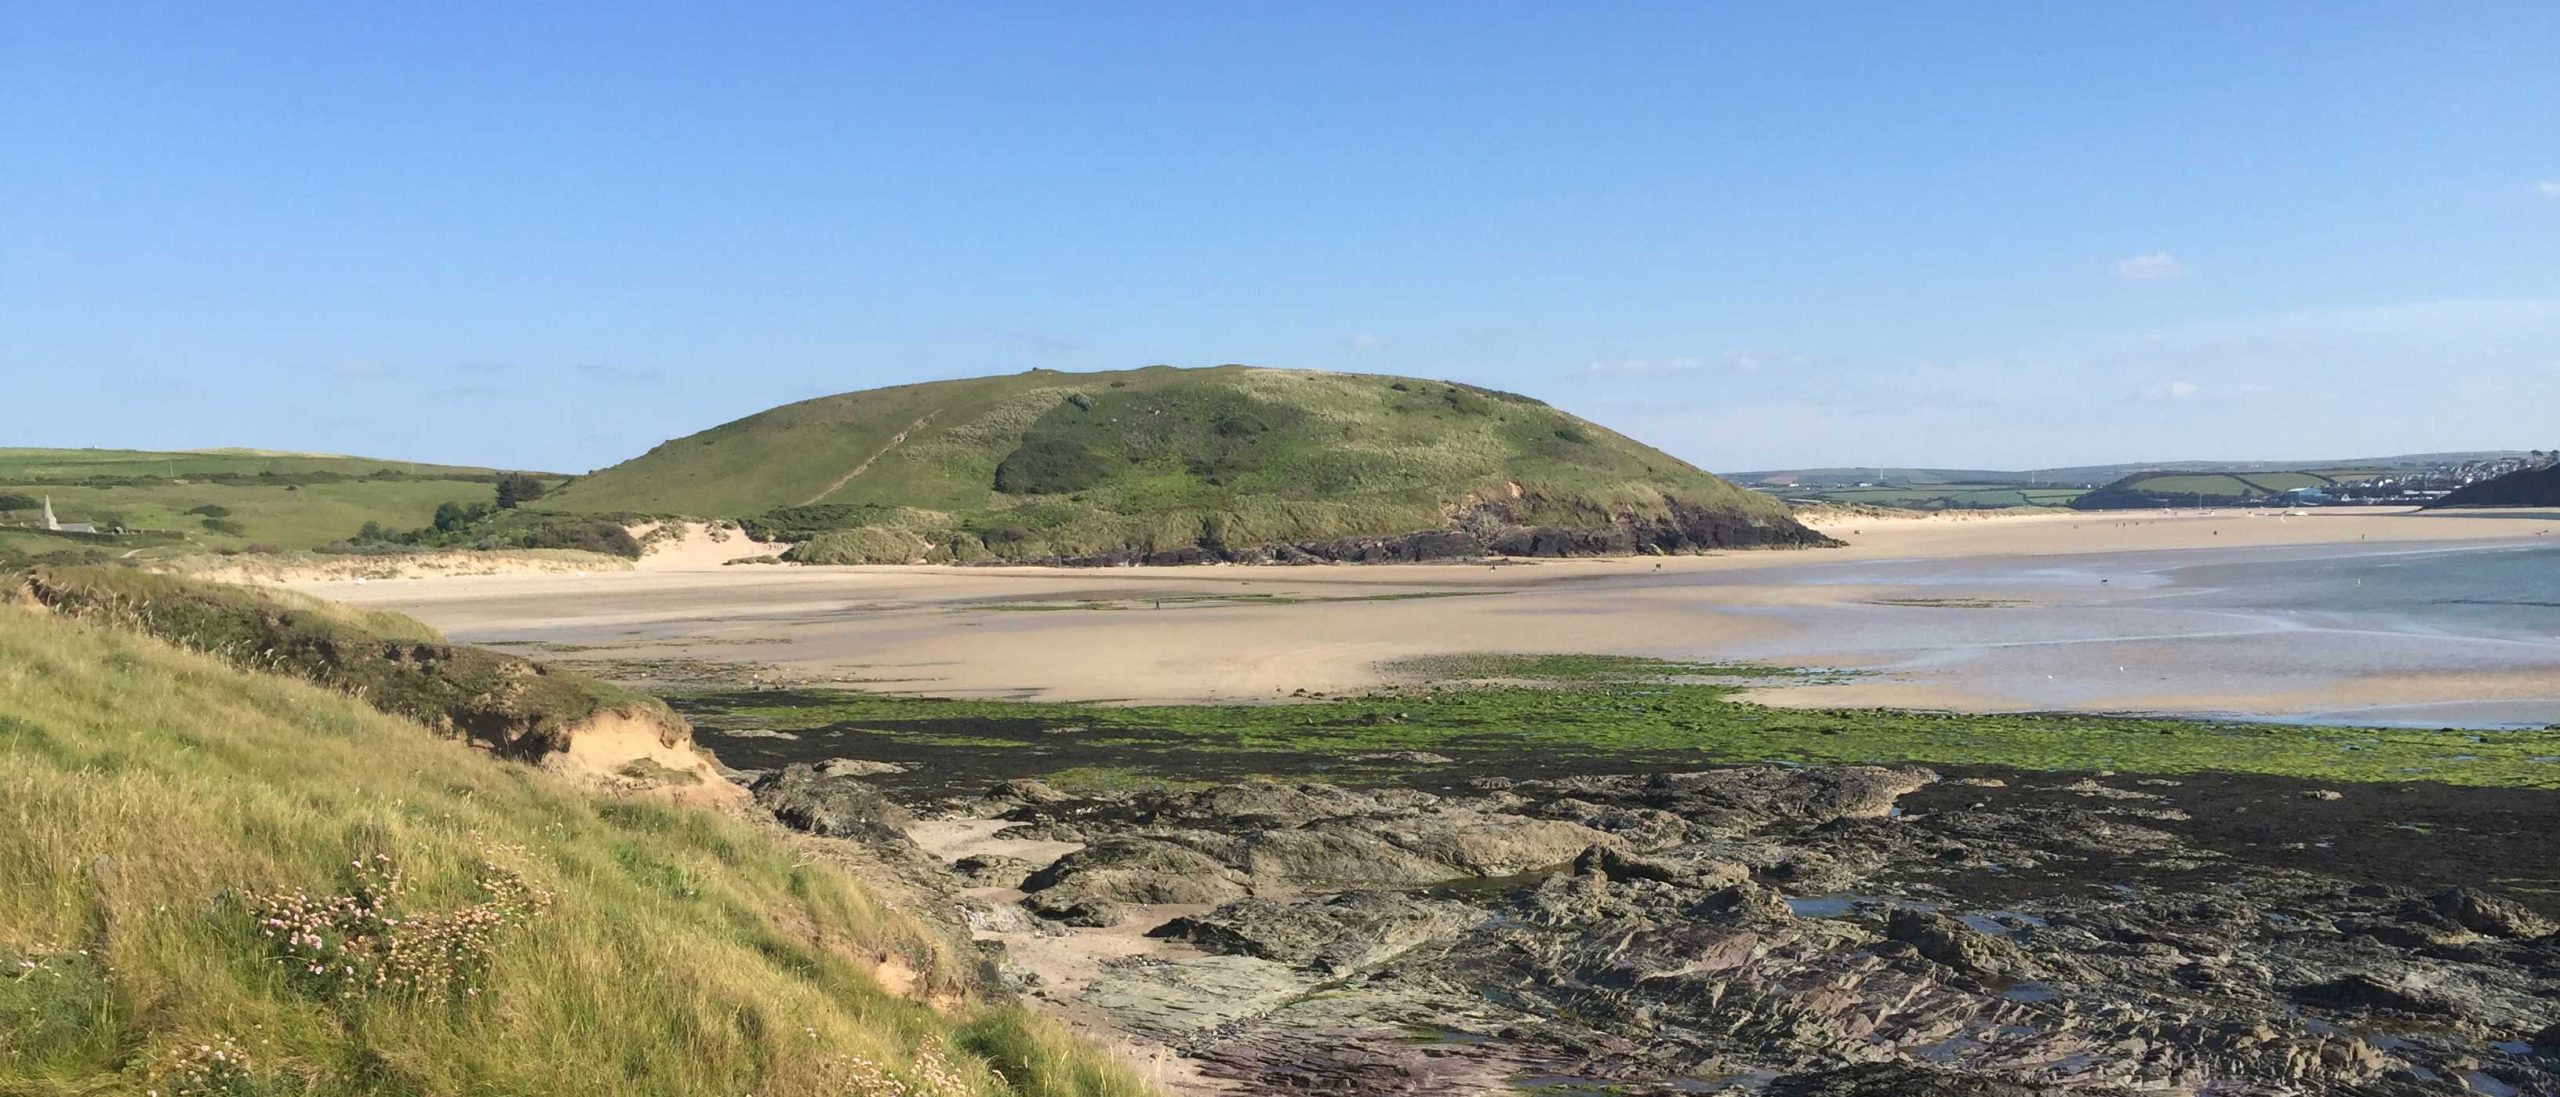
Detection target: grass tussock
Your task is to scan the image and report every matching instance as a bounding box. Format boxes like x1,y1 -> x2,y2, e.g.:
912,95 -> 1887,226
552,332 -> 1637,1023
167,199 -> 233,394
18,566 -> 671,760
0,604 -> 1152,1096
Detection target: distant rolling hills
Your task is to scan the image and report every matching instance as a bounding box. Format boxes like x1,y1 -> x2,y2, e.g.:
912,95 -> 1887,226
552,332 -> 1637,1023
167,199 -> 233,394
0,448 -> 563,559
543,364 -> 1828,563
1738,452 -> 2531,511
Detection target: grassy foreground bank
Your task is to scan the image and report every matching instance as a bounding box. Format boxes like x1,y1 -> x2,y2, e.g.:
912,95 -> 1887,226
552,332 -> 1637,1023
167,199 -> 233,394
0,604 -> 1148,1096
678,656 -> 2560,792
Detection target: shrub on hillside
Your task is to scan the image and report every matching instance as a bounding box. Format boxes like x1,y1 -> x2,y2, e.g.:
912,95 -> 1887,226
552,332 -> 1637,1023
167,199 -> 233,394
993,436 -> 1112,495
434,500 -> 493,532
185,503 -> 233,518
1442,386 -> 1494,416
498,519 -> 641,558
201,517 -> 247,536
493,473 -> 548,509
995,386 -> 1305,495
742,502 -> 906,541
0,492 -> 39,512
784,527 -> 933,565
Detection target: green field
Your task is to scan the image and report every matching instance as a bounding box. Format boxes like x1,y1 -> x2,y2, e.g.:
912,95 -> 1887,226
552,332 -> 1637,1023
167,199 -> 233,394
0,448 -> 562,556
540,365 -> 1813,561
2070,468 -> 2396,510
1776,483 -> 2087,510
0,448 -> 500,481
2120,471 -> 2379,498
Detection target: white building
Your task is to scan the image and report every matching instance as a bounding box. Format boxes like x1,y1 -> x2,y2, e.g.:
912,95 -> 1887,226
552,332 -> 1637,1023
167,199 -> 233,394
42,497 -> 97,534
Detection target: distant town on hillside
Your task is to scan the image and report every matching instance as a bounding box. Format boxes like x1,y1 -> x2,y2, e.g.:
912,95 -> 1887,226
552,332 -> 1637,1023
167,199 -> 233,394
1738,451 -> 2558,512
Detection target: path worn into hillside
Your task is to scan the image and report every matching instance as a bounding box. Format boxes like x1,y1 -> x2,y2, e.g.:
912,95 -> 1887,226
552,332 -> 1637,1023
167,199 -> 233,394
803,413 -> 937,506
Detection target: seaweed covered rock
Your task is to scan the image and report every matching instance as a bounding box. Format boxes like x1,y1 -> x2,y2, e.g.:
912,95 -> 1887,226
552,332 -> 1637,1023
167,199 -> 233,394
1018,838 -> 1250,923
1150,893 -> 1484,975
752,763 -> 914,844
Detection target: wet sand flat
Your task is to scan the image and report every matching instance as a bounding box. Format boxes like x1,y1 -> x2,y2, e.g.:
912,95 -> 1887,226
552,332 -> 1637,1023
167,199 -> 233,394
304,508 -> 2560,726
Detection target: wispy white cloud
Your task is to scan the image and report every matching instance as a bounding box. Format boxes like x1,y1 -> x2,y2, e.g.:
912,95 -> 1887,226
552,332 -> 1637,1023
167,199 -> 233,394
2114,252 -> 2187,281
1585,357 -> 1705,376
574,363 -> 666,384
1347,333 -> 1384,351
1582,352 -> 1780,376
2535,181 -> 2560,198
2137,378 -> 2279,403
1568,296 -> 2560,469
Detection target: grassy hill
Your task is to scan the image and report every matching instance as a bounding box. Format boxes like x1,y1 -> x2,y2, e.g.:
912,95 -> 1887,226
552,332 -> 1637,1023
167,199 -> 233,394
0,580 -> 1147,1095
2432,462 -> 2560,507
0,448 -> 565,559
541,365 -> 1825,563
2068,468 -> 2401,510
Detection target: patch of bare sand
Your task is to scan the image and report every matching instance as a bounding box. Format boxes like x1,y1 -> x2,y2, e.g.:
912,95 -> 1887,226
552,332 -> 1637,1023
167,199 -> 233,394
908,818 -> 1086,866
1741,679 -> 2030,712
310,507 -> 2555,710
1795,505 -> 2560,557
908,818 -> 1233,1094
1743,666 -> 2560,721
2093,668 -> 2560,715
628,520 -> 790,570
541,709 -> 747,809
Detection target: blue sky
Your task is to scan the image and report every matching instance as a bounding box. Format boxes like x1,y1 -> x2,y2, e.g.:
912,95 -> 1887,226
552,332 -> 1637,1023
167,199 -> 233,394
6,3 -> 2556,473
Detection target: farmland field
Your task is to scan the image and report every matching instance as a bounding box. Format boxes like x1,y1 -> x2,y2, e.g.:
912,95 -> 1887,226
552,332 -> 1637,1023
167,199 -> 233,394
1764,482 -> 2088,510
0,448 -> 560,554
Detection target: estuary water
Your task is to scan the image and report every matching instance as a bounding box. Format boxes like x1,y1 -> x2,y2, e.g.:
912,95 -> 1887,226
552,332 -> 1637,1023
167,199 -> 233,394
1725,538 -> 2560,729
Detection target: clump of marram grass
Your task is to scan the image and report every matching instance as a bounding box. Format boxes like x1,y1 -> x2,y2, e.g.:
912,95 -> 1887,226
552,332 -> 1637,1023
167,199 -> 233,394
252,853 -> 550,1003
20,564 -> 683,759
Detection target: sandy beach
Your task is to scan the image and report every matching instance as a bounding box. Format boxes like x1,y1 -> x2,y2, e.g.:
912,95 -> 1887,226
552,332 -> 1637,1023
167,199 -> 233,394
302,507 -> 2560,726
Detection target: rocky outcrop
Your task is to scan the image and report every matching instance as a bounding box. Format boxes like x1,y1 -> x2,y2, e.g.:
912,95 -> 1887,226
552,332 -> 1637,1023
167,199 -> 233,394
1886,907 -> 2029,982
2416,886 -> 2557,940
1769,1064 -> 2109,1097
1018,838 -> 1250,923
751,763 -> 913,844
919,765 -> 2560,1096
1151,893 -> 1485,976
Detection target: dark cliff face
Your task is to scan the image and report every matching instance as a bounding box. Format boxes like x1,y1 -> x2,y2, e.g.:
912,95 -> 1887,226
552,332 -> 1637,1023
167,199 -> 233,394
988,499 -> 1839,567
2432,464 -> 2560,508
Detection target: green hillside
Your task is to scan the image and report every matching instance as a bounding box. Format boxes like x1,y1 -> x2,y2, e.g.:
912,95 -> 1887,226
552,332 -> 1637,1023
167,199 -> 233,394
0,586 -> 1145,1096
543,365 -> 1826,563
0,448 -> 564,558
2432,463 -> 2560,507
2069,468 -> 2393,510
